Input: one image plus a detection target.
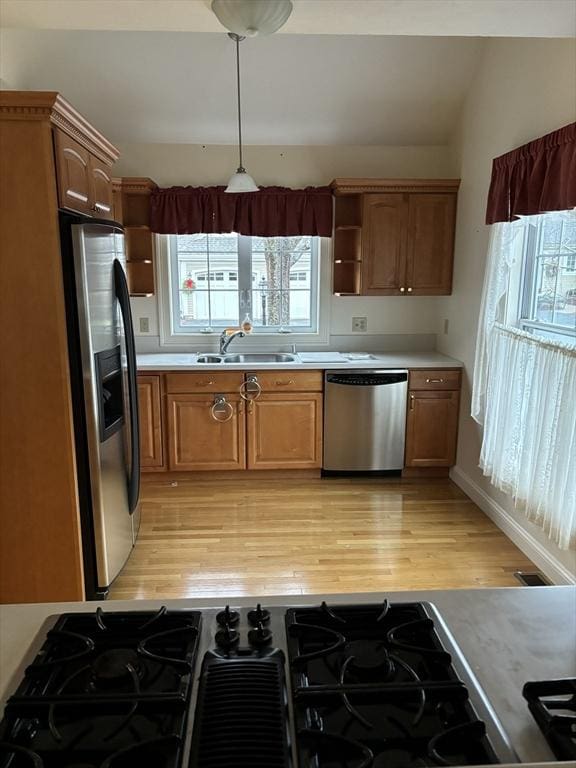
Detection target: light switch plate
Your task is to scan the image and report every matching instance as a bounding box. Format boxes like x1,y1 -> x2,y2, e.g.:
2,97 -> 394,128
352,316 -> 368,332
139,317 -> 150,333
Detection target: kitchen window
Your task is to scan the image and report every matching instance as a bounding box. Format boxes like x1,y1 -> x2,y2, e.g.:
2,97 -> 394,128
517,211 -> 576,345
167,234 -> 320,334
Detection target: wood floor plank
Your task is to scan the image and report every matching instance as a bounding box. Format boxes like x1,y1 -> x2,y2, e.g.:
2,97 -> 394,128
109,475 -> 536,600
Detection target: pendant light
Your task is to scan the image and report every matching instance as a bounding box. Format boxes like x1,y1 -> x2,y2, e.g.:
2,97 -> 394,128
211,0 -> 293,38
225,32 -> 258,194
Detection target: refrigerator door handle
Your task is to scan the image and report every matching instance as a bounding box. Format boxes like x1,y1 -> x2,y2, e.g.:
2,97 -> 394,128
113,259 -> 140,513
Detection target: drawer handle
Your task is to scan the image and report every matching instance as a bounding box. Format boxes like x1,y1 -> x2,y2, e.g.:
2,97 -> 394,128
211,395 -> 233,423
410,393 -> 415,410
275,380 -> 294,386
197,380 -> 216,386
426,378 -> 444,384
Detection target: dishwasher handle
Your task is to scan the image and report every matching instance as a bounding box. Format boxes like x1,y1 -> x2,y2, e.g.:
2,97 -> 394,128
326,371 -> 408,386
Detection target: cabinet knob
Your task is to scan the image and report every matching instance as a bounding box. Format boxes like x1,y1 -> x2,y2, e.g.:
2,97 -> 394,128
399,287 -> 405,293
407,287 -> 413,293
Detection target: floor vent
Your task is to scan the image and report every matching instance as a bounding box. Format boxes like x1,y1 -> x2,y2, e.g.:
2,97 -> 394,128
514,570 -> 551,586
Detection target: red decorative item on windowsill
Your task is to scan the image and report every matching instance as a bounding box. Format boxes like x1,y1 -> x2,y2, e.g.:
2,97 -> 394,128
182,277 -> 196,291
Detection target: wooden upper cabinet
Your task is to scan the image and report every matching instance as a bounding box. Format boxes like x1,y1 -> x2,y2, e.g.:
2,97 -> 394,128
53,125 -> 117,218
406,194 -> 456,295
331,179 -> 460,296
54,130 -> 92,215
88,156 -> 114,220
362,194 -> 407,295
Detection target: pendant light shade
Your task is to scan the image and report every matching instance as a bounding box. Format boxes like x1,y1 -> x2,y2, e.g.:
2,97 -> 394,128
211,0 -> 293,37
226,168 -> 259,193
224,33 -> 258,194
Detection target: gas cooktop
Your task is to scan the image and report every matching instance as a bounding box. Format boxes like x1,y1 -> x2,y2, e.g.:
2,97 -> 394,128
0,600 -> 519,768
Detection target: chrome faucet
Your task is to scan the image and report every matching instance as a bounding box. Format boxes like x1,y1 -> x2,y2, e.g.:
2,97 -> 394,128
219,329 -> 246,355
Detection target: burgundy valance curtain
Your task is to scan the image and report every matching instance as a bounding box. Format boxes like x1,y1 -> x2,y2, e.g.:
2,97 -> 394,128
150,185 -> 333,237
485,122 -> 576,224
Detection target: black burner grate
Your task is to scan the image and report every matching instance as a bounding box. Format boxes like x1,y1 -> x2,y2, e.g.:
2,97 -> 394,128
286,602 -> 500,768
523,678 -> 576,760
189,649 -> 291,768
0,607 -> 201,768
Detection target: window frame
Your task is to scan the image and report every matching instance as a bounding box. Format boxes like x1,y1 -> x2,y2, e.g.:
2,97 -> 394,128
156,234 -> 331,348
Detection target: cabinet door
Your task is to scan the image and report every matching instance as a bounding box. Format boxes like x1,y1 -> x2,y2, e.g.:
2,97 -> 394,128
88,156 -> 114,220
362,194 -> 407,295
405,193 -> 456,295
138,375 -> 164,470
405,390 -> 459,467
167,394 -> 246,471
54,129 -> 92,215
246,393 -> 323,470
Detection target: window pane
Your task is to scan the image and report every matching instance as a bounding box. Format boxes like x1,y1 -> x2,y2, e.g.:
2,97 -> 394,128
174,234 -> 240,329
250,236 -> 313,327
170,233 -> 317,333
518,211 -> 576,344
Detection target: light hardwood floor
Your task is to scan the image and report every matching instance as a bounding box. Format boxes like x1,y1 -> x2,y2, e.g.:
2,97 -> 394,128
109,475 -> 535,600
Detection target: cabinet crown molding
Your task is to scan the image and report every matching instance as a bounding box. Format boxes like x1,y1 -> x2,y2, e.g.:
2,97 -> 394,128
0,90 -> 119,165
330,178 -> 461,195
112,177 -> 159,195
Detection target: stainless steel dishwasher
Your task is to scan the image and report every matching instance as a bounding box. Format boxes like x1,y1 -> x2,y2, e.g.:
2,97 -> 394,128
323,370 -> 408,471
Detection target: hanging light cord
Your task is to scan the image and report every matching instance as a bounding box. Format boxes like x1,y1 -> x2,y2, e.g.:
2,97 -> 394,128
234,34 -> 245,171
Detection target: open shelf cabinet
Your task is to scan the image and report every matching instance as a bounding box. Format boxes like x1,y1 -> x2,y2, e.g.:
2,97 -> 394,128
113,177 -> 158,296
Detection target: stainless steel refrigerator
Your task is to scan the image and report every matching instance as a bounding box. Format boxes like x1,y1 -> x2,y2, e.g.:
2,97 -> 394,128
60,213 -> 140,599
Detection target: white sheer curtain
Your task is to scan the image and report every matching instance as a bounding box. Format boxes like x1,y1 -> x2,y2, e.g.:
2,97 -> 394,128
480,324 -> 576,549
472,217 -> 576,550
471,220 -> 525,423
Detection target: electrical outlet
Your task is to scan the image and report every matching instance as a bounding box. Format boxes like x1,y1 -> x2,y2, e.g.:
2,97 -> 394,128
443,318 -> 449,334
352,316 -> 368,332
139,317 -> 150,333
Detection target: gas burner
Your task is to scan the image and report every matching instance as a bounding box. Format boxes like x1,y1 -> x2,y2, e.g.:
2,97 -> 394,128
247,603 -> 270,626
216,605 -> 239,627
343,640 -> 395,682
90,649 -> 142,690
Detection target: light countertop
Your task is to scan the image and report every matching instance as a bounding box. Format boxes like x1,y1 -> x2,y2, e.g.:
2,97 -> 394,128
137,350 -> 463,371
1,586 -> 574,766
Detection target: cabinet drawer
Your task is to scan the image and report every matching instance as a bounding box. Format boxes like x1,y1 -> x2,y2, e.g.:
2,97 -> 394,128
251,370 -> 323,392
166,372 -> 244,393
409,369 -> 461,391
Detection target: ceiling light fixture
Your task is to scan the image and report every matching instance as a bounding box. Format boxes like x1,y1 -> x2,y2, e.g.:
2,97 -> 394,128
224,33 -> 258,194
211,0 -> 293,37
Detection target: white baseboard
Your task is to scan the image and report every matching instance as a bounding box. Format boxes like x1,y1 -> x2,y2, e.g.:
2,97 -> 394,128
450,466 -> 576,585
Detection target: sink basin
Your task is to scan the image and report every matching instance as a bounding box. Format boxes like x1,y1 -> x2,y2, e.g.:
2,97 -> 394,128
196,354 -> 223,363
223,353 -> 296,363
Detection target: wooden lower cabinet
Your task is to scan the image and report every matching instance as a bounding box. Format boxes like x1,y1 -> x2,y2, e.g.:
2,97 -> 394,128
167,393 -> 246,471
405,390 -> 460,467
247,393 -> 323,469
138,375 -> 164,470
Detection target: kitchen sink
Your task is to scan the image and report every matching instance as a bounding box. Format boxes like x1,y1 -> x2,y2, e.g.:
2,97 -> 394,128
223,353 -> 296,363
196,354 -> 223,363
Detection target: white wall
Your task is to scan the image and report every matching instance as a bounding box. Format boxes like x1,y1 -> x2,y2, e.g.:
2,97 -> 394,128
438,37 -> 576,581
119,141 -> 454,347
